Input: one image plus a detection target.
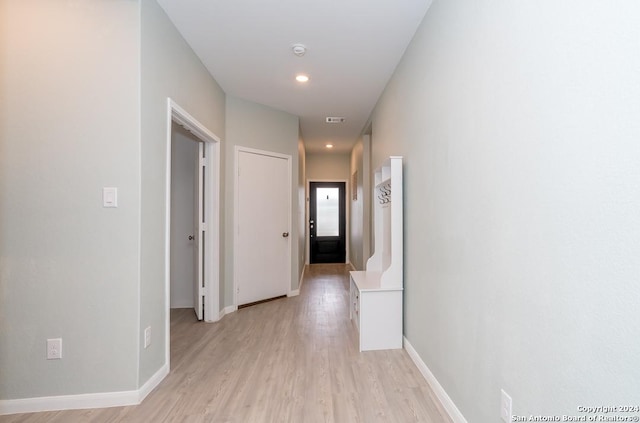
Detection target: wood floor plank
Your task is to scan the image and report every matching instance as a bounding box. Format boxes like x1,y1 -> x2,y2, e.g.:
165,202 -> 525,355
1,264 -> 452,422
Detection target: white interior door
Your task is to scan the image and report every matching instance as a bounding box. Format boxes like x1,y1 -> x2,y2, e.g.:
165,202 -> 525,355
236,148 -> 290,305
194,142 -> 205,320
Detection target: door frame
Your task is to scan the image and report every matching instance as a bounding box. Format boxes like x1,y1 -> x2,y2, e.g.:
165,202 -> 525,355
165,98 -> 221,360
306,179 -> 350,265
233,146 -> 292,307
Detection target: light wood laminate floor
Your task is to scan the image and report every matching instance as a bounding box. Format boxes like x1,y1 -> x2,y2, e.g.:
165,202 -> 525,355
3,264 -> 451,423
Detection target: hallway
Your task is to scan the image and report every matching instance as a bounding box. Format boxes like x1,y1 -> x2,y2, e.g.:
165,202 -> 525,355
4,265 -> 451,422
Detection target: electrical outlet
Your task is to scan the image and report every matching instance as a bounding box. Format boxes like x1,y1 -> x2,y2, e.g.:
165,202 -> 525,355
47,338 -> 62,360
500,389 -> 512,422
144,326 -> 151,349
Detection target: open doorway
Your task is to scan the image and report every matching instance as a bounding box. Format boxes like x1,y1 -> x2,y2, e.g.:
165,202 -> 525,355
164,98 -> 221,365
169,123 -> 200,315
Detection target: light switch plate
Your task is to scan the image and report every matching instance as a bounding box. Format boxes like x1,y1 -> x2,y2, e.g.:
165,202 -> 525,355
103,187 -> 118,208
144,326 -> 151,349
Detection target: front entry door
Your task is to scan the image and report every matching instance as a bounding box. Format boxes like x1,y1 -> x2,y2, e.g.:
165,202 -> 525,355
310,182 -> 346,263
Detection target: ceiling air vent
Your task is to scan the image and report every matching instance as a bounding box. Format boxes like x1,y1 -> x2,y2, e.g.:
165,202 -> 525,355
326,117 -> 345,123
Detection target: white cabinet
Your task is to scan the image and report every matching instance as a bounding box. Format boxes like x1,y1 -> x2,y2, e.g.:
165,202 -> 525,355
350,156 -> 403,352
350,272 -> 403,351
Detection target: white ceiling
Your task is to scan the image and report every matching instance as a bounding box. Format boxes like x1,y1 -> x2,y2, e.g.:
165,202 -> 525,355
156,0 -> 431,154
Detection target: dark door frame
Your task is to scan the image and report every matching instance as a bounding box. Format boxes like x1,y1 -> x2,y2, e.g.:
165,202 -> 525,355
306,179 -> 349,264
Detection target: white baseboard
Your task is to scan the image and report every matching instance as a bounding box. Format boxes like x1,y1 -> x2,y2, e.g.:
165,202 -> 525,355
0,391 -> 138,416
209,305 -> 236,322
169,300 -> 194,309
0,364 -> 169,416
403,337 -> 467,423
287,289 -> 300,297
138,363 -> 169,403
221,305 -> 237,317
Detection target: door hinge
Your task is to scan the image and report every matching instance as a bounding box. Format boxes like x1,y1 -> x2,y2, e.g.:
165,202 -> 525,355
199,223 -> 208,231
200,158 -> 206,167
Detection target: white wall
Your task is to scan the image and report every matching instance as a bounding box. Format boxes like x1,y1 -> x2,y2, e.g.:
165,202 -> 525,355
140,0 -> 226,384
0,1 -> 140,398
170,124 -> 198,309
371,0 -> 640,420
224,96 -> 300,302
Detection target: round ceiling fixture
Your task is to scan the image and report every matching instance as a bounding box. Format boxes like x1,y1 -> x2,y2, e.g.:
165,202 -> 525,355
291,43 -> 307,57
326,144 -> 334,149
295,74 -> 309,83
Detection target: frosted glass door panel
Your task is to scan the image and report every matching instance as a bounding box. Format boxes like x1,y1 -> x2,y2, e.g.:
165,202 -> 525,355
316,188 -> 339,236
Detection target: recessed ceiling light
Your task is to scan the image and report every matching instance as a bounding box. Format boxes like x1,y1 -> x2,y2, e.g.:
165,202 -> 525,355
295,74 -> 309,83
326,144 -> 334,148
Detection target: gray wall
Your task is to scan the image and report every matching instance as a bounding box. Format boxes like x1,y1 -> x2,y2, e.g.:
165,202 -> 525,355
0,1 -> 141,397
370,0 -> 640,420
140,0 -> 226,384
224,96 -> 300,303
349,136 -> 371,270
306,153 -> 351,180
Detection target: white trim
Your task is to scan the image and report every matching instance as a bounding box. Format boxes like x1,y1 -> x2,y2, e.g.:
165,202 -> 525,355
234,146 -> 292,307
403,337 -> 468,423
165,99 -> 222,372
137,363 -> 169,403
0,364 -> 169,416
0,392 -> 137,416
287,289 -> 300,297
221,305 -> 237,317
